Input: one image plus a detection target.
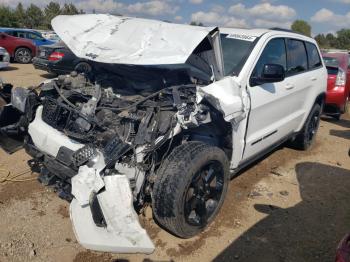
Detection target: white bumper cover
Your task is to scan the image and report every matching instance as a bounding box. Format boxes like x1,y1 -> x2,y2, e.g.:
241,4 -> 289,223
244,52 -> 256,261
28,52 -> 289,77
28,106 -> 84,157
70,172 -> 155,254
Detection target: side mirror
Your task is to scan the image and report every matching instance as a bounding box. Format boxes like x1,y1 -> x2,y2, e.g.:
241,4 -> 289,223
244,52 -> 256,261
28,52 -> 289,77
251,64 -> 285,86
0,34 -> 6,39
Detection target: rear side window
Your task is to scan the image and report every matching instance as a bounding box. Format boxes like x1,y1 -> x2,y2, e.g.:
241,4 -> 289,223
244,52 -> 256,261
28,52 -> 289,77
252,38 -> 287,78
286,39 -> 308,76
305,42 -> 322,69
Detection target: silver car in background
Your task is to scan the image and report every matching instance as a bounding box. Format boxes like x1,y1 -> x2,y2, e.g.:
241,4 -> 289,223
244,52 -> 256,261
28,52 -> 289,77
0,47 -> 10,69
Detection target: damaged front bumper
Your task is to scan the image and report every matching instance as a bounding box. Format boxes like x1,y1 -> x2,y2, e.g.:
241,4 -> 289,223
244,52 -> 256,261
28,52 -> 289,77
24,104 -> 155,253
71,170 -> 154,253
28,106 -> 154,254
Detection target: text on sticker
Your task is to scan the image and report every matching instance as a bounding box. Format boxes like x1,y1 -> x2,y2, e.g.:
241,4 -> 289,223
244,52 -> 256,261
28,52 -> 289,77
226,34 -> 257,42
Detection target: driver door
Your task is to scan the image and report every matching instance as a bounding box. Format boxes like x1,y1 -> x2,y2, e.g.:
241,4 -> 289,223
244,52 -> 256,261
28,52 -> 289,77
242,37 -> 294,161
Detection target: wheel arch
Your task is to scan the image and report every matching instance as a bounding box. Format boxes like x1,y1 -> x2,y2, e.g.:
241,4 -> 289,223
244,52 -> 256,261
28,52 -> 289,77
14,46 -> 33,55
186,101 -> 232,149
314,92 -> 326,108
74,60 -> 93,71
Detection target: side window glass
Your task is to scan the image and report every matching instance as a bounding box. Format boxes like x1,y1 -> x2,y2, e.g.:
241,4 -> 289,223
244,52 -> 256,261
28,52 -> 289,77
305,42 -> 322,69
7,31 -> 16,37
348,56 -> 350,69
28,33 -> 42,40
27,33 -> 34,39
286,39 -> 308,75
253,38 -> 286,78
17,31 -> 26,38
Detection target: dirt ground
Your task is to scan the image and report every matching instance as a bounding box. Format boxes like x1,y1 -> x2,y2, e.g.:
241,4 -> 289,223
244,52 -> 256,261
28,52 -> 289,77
0,64 -> 349,262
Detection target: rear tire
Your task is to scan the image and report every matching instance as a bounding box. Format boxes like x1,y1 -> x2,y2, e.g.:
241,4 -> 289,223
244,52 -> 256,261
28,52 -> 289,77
341,96 -> 349,115
15,48 -> 32,64
152,142 -> 229,238
74,62 -> 92,74
290,103 -> 321,150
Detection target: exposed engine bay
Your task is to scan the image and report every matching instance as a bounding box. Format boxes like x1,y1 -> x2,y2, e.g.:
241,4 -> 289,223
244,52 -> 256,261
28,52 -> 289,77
15,67 -> 228,197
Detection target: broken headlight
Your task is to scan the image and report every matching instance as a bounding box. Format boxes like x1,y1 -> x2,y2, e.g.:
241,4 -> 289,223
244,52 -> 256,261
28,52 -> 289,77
11,87 -> 30,113
72,145 -> 97,167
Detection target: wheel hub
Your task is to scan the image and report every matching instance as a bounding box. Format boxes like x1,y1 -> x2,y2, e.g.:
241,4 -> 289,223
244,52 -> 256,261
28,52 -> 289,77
184,161 -> 224,226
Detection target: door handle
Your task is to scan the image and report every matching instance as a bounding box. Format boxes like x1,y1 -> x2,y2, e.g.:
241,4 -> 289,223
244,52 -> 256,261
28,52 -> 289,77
285,83 -> 295,90
310,77 -> 317,81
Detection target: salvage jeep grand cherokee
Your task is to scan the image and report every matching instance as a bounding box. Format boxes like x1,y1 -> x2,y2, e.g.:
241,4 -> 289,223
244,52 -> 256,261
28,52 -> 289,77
0,14 -> 327,253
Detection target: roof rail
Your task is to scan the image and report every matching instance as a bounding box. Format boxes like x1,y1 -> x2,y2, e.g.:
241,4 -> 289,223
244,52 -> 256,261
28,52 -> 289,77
269,27 -> 304,35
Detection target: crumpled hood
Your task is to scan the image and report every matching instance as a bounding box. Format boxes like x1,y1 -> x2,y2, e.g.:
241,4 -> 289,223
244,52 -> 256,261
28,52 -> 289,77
52,14 -> 216,65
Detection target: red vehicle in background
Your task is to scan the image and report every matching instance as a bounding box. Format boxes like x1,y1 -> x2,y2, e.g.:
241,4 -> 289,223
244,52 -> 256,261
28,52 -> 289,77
322,51 -> 350,120
336,234 -> 350,262
0,32 -> 37,64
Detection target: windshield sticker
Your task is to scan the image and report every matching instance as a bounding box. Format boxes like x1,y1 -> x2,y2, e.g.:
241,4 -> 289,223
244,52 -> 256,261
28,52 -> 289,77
226,34 -> 257,42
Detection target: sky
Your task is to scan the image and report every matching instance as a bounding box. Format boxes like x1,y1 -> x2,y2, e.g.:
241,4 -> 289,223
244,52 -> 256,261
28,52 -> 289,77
0,0 -> 350,35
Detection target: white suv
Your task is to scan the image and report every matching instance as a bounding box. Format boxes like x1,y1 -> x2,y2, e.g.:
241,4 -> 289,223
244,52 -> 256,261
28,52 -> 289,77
0,15 -> 327,253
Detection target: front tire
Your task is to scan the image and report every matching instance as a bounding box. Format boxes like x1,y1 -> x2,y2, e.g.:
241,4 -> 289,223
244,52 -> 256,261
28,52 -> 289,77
152,142 -> 229,238
15,48 -> 32,64
291,103 -> 321,150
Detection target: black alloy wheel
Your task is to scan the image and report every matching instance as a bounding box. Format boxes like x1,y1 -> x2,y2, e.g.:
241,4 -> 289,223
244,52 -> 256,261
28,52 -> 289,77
184,161 -> 225,226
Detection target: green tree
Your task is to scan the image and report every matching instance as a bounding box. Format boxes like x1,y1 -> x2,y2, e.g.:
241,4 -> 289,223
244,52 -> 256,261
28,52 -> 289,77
335,29 -> 350,49
325,33 -> 336,47
25,4 -> 44,29
44,2 -> 61,29
291,20 -> 311,37
314,34 -> 329,48
61,3 -> 79,15
190,21 -> 204,26
0,6 -> 18,27
14,3 -> 26,27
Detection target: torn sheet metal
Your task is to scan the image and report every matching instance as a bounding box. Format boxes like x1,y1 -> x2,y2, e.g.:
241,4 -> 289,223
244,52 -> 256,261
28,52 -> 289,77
52,14 -> 216,65
197,77 -> 246,122
70,174 -> 155,254
196,77 -> 250,169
